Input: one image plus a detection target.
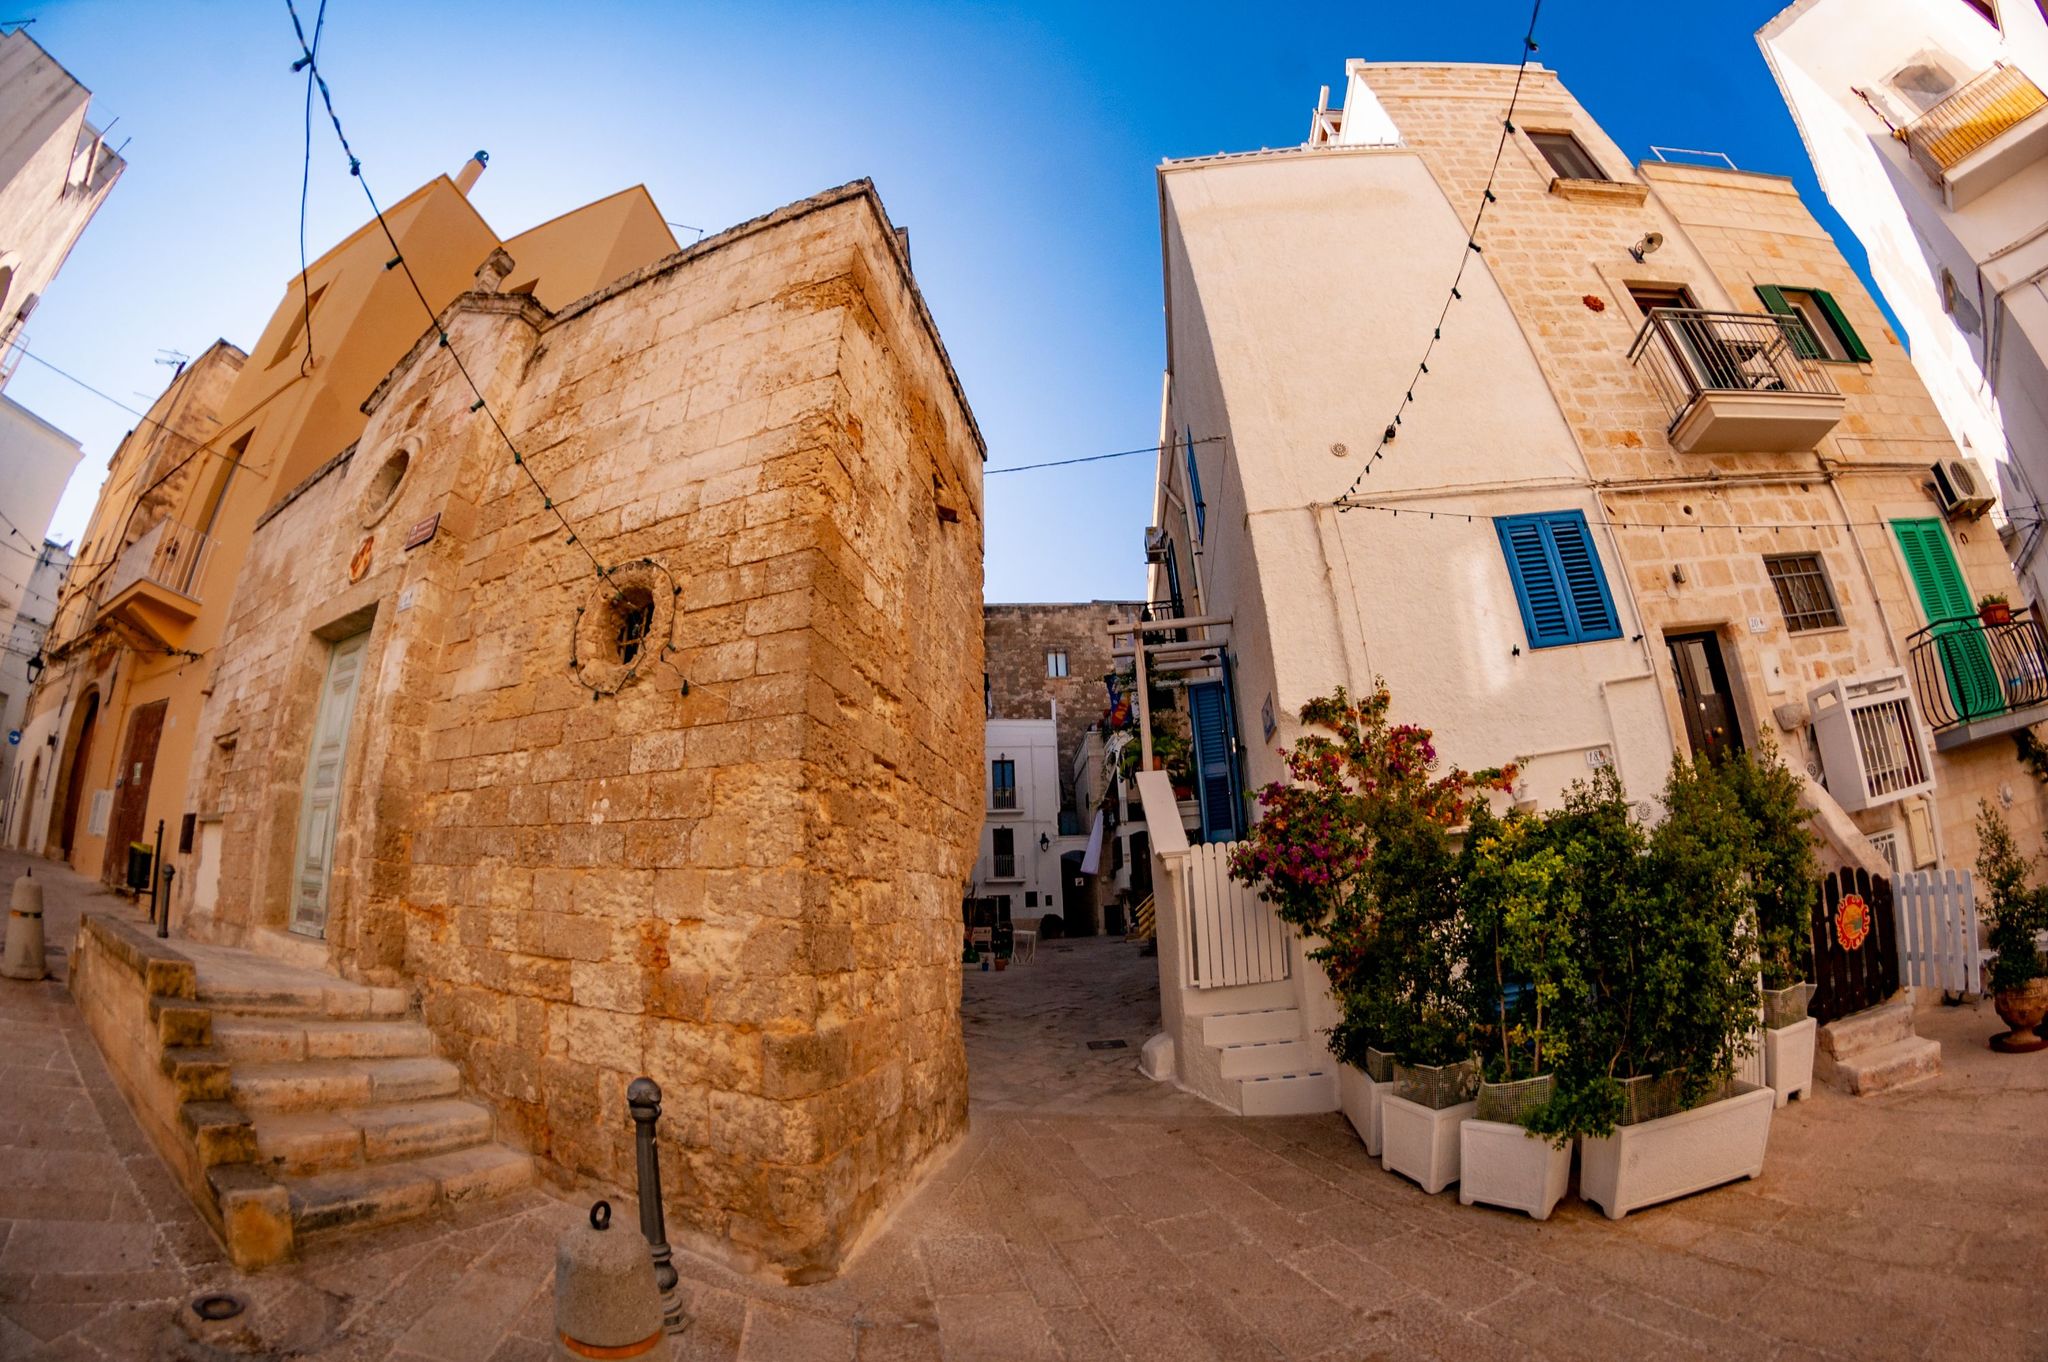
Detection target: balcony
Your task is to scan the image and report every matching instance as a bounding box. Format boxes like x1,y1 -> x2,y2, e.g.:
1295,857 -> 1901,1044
1629,309 -> 1846,454
99,518 -> 211,647
1905,607 -> 2048,750
1902,63 -> 2048,210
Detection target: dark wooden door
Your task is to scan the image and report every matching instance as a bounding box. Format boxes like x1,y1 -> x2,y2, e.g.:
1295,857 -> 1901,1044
102,700 -> 168,884
1668,632 -> 1744,760
1810,866 -> 1900,1024
58,691 -> 99,859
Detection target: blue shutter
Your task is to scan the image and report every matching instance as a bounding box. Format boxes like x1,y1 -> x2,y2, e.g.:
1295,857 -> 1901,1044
1184,428 -> 1206,542
1495,511 -> 1622,648
1188,679 -> 1239,843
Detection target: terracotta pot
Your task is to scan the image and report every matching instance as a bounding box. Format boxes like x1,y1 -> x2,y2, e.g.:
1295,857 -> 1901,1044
1980,602 -> 2012,626
1991,977 -> 2048,1053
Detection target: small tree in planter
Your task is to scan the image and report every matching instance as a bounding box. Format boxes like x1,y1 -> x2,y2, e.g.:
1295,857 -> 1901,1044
1538,762 -> 1773,1220
1974,802 -> 2048,1053
1228,684 -> 1512,1161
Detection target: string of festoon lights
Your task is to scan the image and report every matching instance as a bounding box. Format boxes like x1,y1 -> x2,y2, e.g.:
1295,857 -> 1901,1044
1335,0 -> 1545,505
284,0 -> 686,699
1326,496 -> 2048,537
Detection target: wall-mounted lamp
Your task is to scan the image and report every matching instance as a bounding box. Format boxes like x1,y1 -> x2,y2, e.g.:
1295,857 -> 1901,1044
1628,231 -> 1665,263
1039,833 -> 1050,852
24,651 -> 43,683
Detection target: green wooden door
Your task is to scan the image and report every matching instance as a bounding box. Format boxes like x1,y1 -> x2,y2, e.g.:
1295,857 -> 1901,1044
1893,518 -> 2001,720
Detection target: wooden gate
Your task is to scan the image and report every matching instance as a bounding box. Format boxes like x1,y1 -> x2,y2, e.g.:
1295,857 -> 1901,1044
1894,868 -> 1984,996
1180,841 -> 1292,989
1810,866 -> 1900,1024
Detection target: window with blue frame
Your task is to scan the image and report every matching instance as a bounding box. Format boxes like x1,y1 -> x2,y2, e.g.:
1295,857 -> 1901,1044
1494,511 -> 1623,648
1183,428 -> 1206,543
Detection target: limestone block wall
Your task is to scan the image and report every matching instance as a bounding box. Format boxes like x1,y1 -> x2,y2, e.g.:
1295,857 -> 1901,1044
983,602 -> 1142,806
1366,63 -> 2047,867
185,181 -> 984,1280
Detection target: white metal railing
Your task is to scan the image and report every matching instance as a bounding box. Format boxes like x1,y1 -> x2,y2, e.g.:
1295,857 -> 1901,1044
107,518 -> 211,603
1179,840 -> 1291,989
1894,868 -> 1984,996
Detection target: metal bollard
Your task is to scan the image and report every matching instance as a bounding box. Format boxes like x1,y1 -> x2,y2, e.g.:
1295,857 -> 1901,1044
3,872 -> 47,982
628,1078 -> 684,1331
158,864 -> 175,939
554,1199 -> 669,1361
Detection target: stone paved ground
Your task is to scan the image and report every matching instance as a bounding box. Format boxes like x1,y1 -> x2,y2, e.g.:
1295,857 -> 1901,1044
3,847 -> 2046,1360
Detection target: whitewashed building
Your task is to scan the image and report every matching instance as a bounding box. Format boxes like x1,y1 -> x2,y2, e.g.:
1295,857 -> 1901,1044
972,717 -> 1071,928
1760,0 -> 2048,603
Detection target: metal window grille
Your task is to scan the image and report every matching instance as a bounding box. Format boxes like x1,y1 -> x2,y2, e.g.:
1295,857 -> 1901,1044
1867,830 -> 1900,872
1852,697 -> 1927,800
991,759 -> 1016,810
614,591 -> 654,665
1765,554 -> 1843,632
992,827 -> 1015,878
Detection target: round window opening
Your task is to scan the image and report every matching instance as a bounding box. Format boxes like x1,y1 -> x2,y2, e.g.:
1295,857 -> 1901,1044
360,448 -> 411,526
609,586 -> 656,666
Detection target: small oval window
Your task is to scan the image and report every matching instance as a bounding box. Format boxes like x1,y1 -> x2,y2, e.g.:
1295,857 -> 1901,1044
360,448 -> 411,526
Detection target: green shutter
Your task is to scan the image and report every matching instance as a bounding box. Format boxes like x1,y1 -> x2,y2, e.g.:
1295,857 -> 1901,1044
1756,285 -> 1824,360
1812,290 -> 1871,362
1894,517 -> 2001,719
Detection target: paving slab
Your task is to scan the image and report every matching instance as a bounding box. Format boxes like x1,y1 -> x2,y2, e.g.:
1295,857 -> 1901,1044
5,849 -> 2048,1359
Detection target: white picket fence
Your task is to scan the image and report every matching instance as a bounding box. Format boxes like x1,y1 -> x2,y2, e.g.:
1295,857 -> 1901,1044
1893,867 -> 1983,995
1179,840 -> 1292,989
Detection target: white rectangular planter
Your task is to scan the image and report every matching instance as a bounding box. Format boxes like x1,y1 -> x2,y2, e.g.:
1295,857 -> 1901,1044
1579,1083 -> 1774,1221
1380,1094 -> 1474,1194
1458,1119 -> 1571,1221
1337,1064 -> 1387,1158
1764,1017 -> 1816,1108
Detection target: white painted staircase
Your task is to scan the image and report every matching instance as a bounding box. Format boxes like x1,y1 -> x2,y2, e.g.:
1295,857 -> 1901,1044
1201,1004 -> 1337,1117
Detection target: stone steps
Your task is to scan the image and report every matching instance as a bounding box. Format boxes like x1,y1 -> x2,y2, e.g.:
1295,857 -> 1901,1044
283,1145 -> 532,1238
1218,1037 -> 1317,1080
1202,1006 -> 1304,1048
213,1016 -> 436,1063
196,978 -> 408,1020
230,1056 -> 463,1113
253,1098 -> 495,1175
1235,1068 -> 1339,1117
1816,994 -> 1941,1096
1816,1034 -> 1943,1096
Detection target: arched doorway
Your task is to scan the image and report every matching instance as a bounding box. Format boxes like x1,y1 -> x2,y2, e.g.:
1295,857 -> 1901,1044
14,752 -> 42,848
55,690 -> 100,860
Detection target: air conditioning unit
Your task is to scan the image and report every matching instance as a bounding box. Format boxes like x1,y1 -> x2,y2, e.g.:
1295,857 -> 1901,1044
1143,526 -> 1169,563
1932,457 -> 1994,519
1809,671 -> 1936,813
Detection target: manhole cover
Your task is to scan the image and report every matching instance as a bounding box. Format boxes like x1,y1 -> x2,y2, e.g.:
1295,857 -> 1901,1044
191,1293 -> 245,1322
1086,1039 -> 1129,1051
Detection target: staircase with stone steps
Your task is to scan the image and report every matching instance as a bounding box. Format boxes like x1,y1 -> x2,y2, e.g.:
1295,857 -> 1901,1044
1815,994 -> 1942,1096
71,918 -> 530,1270
1199,1004 -> 1338,1117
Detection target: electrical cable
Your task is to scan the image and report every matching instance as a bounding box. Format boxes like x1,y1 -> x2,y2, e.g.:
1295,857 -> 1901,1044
985,437 -> 1223,476
292,0 -> 328,378
1336,0 -> 1544,503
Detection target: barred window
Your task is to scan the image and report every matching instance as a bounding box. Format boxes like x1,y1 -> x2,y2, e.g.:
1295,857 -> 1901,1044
1765,554 -> 1843,632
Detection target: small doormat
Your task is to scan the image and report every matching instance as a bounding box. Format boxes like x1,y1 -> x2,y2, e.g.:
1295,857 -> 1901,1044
1086,1039 -> 1129,1051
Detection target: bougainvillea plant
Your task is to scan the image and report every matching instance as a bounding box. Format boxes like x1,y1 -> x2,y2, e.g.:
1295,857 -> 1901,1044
1228,684 -> 1516,940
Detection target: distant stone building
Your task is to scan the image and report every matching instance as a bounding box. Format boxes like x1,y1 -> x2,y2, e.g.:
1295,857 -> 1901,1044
177,180 -> 984,1280
979,602 -> 1140,935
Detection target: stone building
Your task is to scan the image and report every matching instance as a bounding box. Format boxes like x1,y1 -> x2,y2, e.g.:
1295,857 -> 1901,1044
983,601 -> 1136,806
1134,57 -> 2048,1115
161,179 -> 984,1280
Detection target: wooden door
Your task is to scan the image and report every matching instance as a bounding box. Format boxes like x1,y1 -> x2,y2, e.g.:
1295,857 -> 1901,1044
58,691 -> 99,858
1811,866 -> 1901,1024
1667,632 -> 1744,760
102,700 -> 168,884
289,631 -> 368,937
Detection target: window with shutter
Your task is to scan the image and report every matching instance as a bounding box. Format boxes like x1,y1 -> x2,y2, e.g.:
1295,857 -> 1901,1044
1893,517 -> 2001,717
1495,511 -> 1623,649
1188,678 -> 1241,843
1757,285 -> 1870,362
1183,429 -> 1206,543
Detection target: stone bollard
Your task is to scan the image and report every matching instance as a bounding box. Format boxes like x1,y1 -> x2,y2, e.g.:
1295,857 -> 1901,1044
554,1200 -> 670,1361
2,873 -> 47,982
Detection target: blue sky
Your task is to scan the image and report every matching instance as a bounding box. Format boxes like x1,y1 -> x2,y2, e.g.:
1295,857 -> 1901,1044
9,1 -> 1871,604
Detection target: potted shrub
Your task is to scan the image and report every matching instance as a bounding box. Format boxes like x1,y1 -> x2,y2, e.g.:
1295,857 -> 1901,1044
1975,802 -> 2048,1053
1535,764 -> 1773,1220
1979,593 -> 2013,627
1717,747 -> 1820,1107
1456,809 -> 1574,1220
1228,685 -> 1513,1170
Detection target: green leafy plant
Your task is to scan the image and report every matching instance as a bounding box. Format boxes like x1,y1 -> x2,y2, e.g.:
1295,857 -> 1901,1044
1463,807 -> 1581,1086
1975,801 -> 2048,993
1705,744 -> 1818,990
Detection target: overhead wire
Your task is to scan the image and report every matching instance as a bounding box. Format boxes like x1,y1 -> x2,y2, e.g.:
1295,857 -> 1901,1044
985,437 -> 1223,476
1335,0 -> 1544,505
291,0 -> 328,377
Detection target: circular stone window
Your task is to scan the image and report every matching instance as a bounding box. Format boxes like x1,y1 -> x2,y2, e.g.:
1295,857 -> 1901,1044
358,446 -> 413,528
573,563 -> 674,693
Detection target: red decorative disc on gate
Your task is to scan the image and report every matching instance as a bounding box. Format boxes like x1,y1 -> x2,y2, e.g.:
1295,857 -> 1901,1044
1835,893 -> 1872,951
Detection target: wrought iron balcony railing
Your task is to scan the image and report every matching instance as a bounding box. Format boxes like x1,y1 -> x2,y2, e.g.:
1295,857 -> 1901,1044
1903,63 -> 2048,182
1629,308 -> 1845,454
1905,606 -> 2048,745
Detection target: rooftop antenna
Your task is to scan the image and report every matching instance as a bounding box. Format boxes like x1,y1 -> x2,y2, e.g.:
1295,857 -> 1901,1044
154,348 -> 190,381
665,221 -> 708,244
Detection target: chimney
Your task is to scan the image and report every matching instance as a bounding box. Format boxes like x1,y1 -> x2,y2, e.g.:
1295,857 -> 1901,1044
454,149 -> 489,195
